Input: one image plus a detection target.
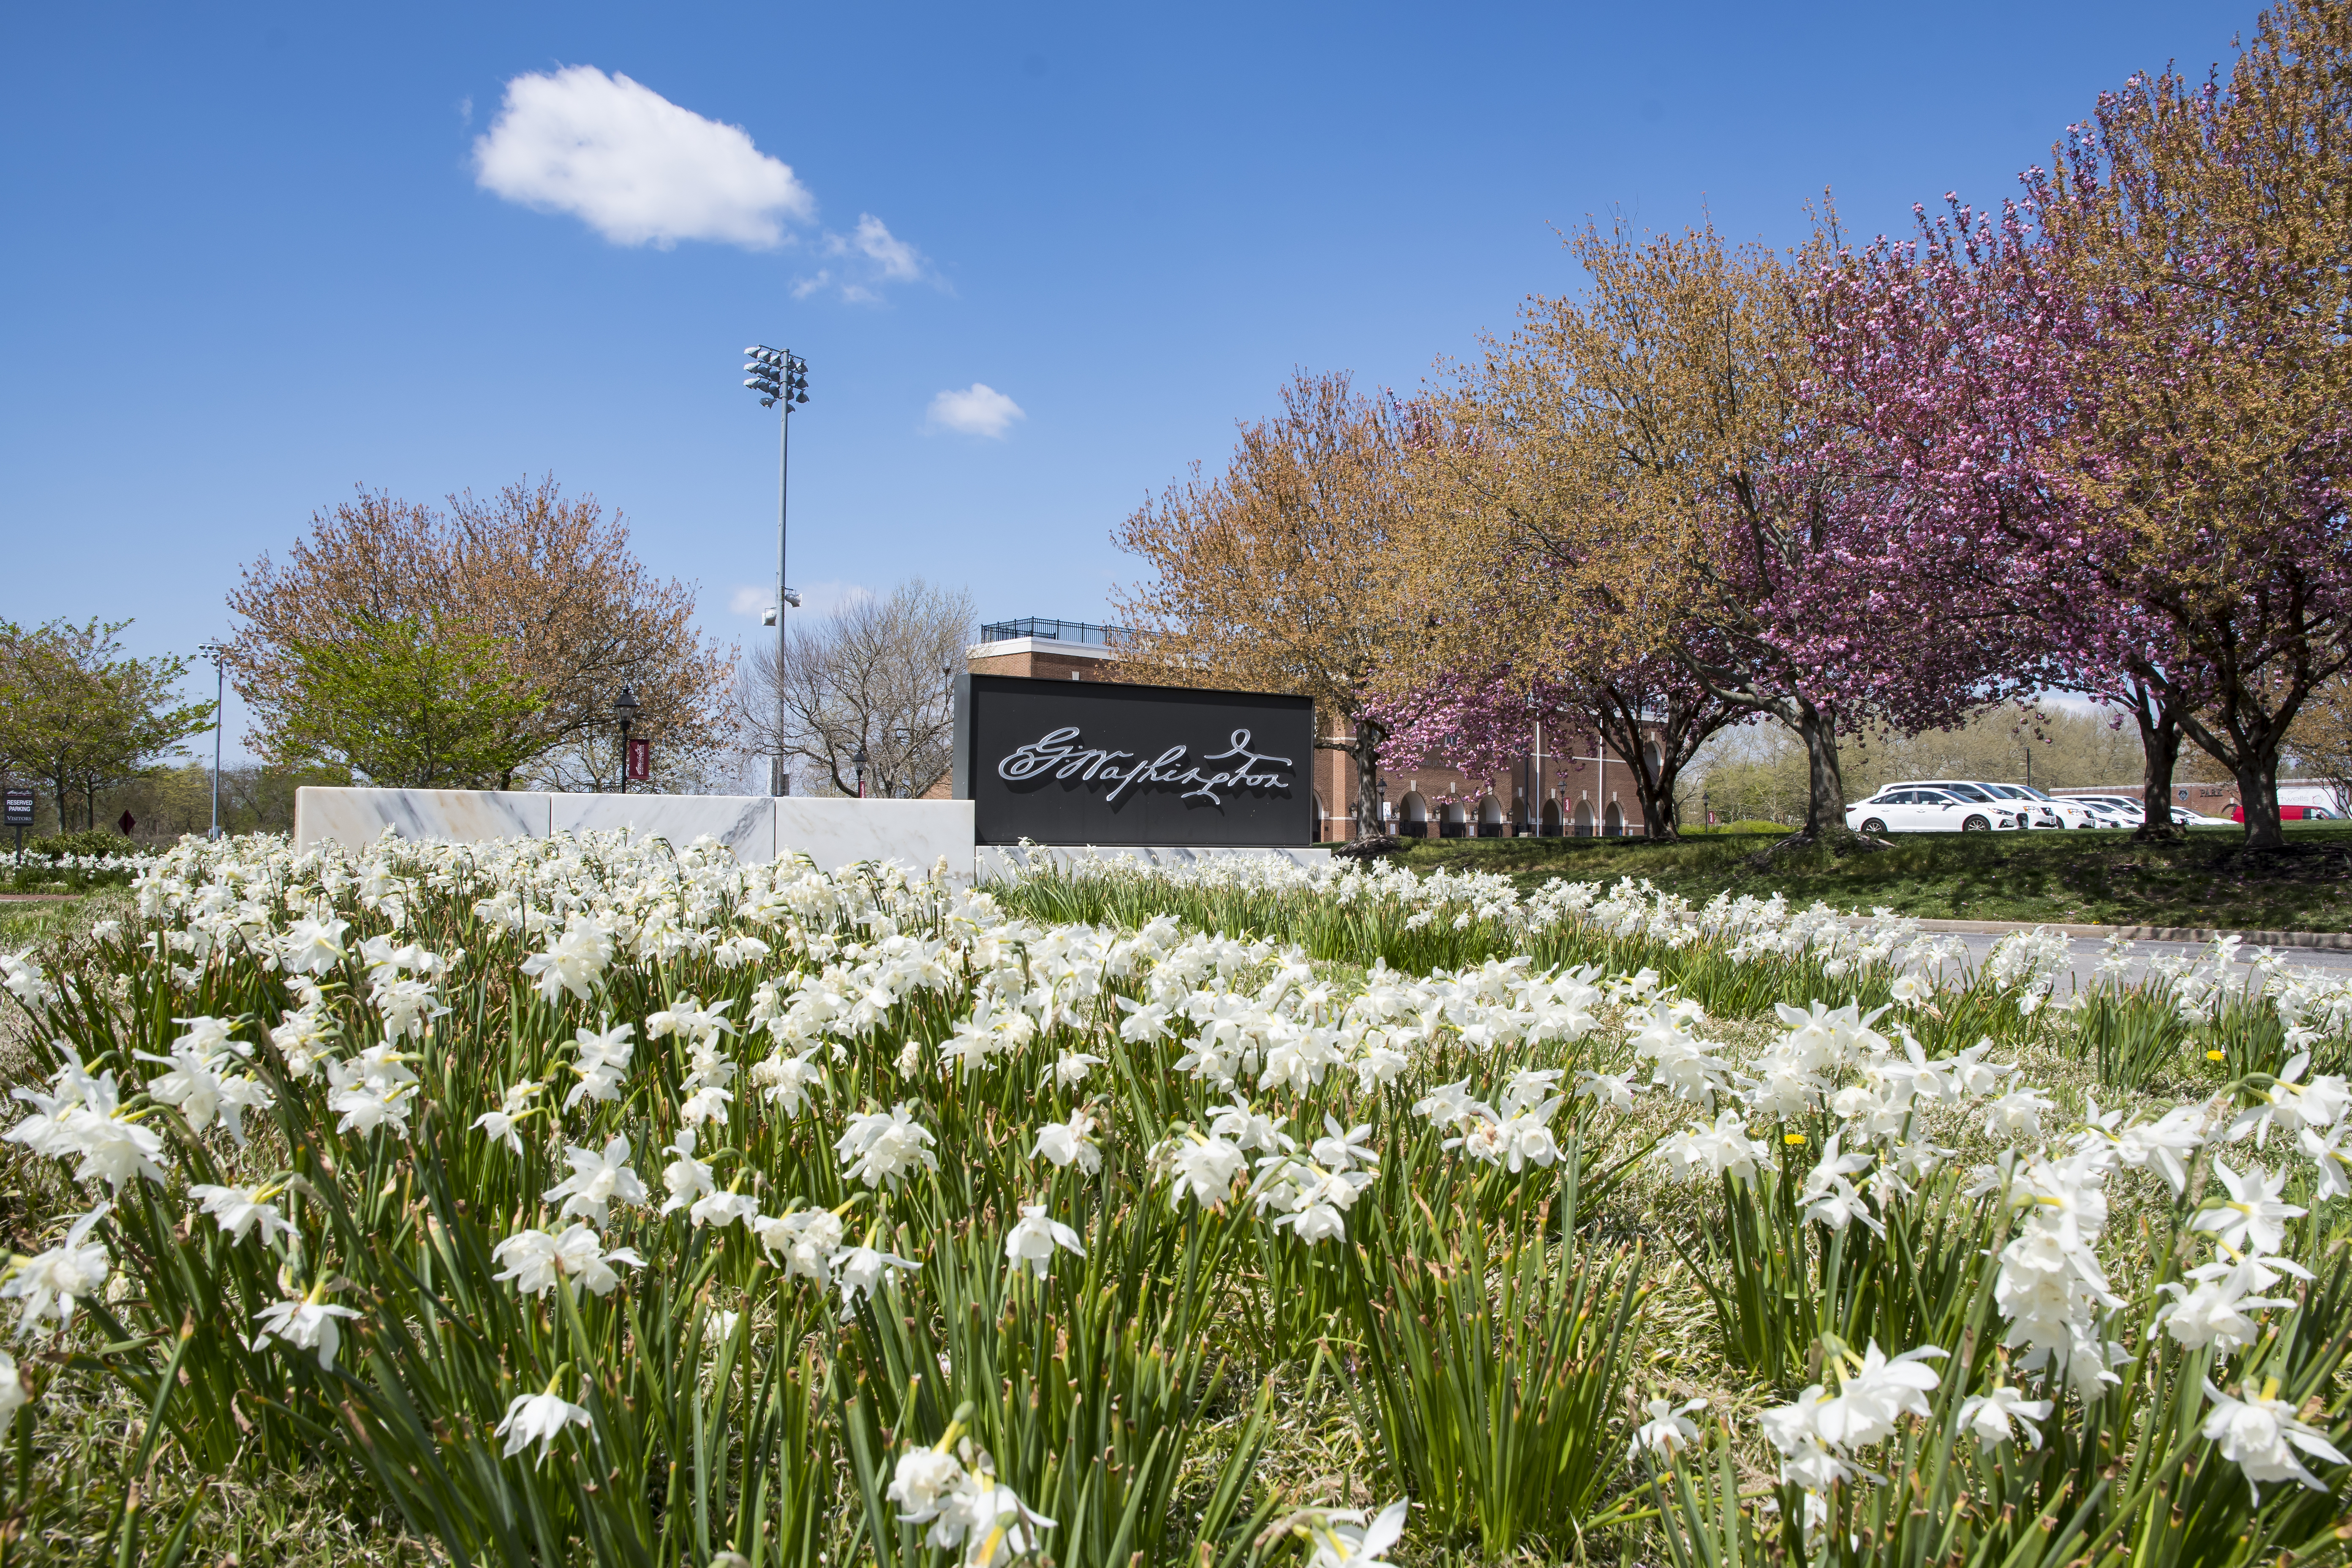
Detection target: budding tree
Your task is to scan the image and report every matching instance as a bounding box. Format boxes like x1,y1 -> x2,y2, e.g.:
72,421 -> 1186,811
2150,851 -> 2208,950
1111,371 -> 1410,839
229,479 -> 738,791
1413,220 -> 2025,847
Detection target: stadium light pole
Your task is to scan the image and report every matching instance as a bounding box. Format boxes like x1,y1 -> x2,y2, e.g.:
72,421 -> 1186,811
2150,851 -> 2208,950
743,346 -> 808,796
197,641 -> 228,838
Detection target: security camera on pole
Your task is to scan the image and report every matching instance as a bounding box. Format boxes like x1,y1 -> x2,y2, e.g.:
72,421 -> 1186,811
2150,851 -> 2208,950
743,345 -> 808,797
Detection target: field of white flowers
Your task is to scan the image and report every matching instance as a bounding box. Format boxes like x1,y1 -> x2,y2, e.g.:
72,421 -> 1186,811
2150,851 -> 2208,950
2,832 -> 2350,1567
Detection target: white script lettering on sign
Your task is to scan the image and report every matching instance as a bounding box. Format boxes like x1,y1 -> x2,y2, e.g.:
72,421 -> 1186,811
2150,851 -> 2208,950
996,727 -> 1293,806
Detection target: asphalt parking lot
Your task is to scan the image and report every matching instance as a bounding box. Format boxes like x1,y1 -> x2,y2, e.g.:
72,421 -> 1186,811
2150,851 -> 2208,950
1941,931 -> 2352,994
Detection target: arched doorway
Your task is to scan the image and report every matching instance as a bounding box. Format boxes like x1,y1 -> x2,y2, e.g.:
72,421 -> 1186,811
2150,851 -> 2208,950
1573,798 -> 1595,837
1541,798 -> 1562,836
1401,792 -> 1429,838
1604,799 -> 1624,837
1440,800 -> 1467,838
1643,740 -> 1663,784
1477,795 -> 1503,838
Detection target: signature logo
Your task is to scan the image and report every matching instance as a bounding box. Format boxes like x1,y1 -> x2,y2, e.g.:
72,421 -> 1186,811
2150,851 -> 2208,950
997,727 -> 1293,806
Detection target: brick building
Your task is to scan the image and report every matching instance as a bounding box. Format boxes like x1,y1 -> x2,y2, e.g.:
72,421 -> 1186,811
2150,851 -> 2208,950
950,619 -> 1664,841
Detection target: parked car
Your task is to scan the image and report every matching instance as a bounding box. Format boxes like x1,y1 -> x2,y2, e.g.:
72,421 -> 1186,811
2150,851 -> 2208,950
2227,803 -> 2339,822
1892,780 -> 2063,828
1846,787 -> 2017,834
1881,780 -> 2031,829
2067,794 -> 2147,825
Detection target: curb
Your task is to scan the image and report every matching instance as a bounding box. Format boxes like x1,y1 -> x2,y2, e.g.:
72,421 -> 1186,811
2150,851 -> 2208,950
1861,916 -> 2352,951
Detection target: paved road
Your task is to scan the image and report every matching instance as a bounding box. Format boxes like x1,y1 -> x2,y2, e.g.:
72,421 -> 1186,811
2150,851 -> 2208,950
1939,932 -> 2352,994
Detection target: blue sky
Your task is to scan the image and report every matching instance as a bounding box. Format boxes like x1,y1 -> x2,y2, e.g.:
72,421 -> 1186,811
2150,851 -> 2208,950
1,1 -> 2250,755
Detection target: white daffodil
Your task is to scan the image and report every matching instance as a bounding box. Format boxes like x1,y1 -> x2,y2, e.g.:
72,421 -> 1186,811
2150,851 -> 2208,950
490,1224 -> 644,1298
278,916 -> 350,976
0,1205 -> 112,1337
250,1284 -> 362,1370
835,1102 -> 939,1190
564,1019 -> 637,1109
2201,1377 -> 2349,1501
658,1129 -> 715,1216
751,1045 -> 826,1114
495,1379 -> 593,1465
190,1182 -> 294,1246
1292,1499 -> 1408,1568
1030,1111 -> 1102,1175
520,914 -> 615,1005
1628,1396 -> 1708,1462
833,1241 -> 921,1319
470,1082 -> 544,1156
752,1206 -> 845,1283
689,1188 -> 760,1231
1004,1204 -> 1084,1279
2194,1162 -> 2305,1257
1955,1384 -> 2053,1451
545,1135 -> 649,1227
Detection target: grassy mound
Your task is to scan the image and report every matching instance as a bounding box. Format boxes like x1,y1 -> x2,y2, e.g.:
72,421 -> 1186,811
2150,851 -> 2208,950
1393,823 -> 2352,931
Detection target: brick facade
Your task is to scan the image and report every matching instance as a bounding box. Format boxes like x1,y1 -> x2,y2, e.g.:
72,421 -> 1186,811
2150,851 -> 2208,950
1309,721 -> 1659,843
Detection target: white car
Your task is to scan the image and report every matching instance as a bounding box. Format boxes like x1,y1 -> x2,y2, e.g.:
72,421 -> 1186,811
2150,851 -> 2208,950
1882,779 -> 2031,828
2005,785 -> 2107,828
1846,787 -> 2016,835
2066,793 -> 2148,825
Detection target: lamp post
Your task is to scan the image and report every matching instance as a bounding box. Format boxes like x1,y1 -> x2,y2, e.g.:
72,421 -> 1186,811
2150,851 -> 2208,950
743,345 -> 808,798
853,744 -> 868,799
613,686 -> 640,795
197,641 -> 227,838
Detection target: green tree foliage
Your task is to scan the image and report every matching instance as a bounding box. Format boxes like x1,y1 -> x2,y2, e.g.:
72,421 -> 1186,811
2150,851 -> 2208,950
0,618 -> 213,829
270,613 -> 549,789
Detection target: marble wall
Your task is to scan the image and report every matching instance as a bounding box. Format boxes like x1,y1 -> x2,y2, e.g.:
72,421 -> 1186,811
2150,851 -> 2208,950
294,787 -> 549,852
293,789 -> 1313,881
777,800 -> 975,874
294,787 -> 978,873
549,795 -> 775,863
975,844 -> 1332,880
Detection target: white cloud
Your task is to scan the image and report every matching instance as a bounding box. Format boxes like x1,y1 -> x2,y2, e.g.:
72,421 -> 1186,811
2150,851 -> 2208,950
727,585 -> 770,617
473,66 -> 813,248
834,214 -> 924,281
794,214 -> 930,303
926,384 -> 1026,439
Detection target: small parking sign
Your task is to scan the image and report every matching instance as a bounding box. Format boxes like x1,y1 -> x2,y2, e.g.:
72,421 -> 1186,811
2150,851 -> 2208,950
3,789 -> 32,828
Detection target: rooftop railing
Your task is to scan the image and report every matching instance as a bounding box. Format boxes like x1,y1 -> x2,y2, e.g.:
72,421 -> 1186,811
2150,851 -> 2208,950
977,617 -> 1132,647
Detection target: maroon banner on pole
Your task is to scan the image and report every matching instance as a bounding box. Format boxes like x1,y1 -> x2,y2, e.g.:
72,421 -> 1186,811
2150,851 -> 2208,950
626,737 -> 651,782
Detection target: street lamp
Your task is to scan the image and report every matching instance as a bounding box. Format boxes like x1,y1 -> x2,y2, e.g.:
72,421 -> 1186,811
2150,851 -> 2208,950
197,641 -> 228,838
853,744 -> 868,799
613,686 -> 640,795
744,344 -> 809,798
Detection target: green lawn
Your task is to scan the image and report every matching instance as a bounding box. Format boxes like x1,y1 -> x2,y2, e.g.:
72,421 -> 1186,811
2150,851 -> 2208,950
1390,823 -> 2352,932
0,888 -> 125,951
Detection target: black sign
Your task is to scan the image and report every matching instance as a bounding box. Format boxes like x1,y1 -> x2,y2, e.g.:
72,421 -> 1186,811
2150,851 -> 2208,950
954,674 -> 1315,846
2,789 -> 31,828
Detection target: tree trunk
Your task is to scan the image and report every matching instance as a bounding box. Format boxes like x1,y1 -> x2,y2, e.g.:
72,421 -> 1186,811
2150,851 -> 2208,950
2127,677 -> 2185,843
1642,757 -> 1682,841
2175,700 -> 2295,852
1774,699 -> 1849,844
2232,759 -> 2284,849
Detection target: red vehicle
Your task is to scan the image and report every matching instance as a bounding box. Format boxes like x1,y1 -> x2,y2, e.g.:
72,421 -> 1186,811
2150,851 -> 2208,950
2227,803 -> 2338,822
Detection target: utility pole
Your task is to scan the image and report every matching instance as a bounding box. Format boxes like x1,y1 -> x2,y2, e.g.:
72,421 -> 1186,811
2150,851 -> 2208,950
743,346 -> 808,796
